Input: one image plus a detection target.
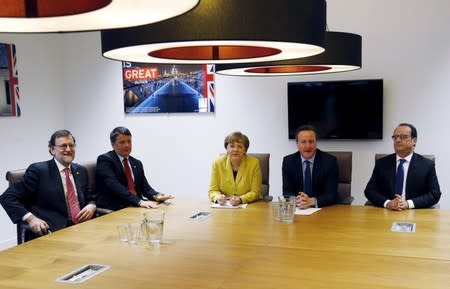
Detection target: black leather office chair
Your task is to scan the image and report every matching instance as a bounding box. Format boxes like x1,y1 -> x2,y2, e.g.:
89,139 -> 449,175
327,151 -> 353,205
247,153 -> 272,201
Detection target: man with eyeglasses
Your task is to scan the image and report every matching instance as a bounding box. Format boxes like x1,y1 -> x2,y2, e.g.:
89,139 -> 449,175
0,129 -> 96,241
364,123 -> 441,210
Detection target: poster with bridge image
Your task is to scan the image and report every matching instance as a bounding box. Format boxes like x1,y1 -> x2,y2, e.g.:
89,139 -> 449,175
123,62 -> 215,114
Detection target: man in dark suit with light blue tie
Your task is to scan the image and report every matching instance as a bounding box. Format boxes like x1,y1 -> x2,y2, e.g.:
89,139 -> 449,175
282,125 -> 339,208
0,130 -> 96,241
364,123 -> 441,210
95,126 -> 173,211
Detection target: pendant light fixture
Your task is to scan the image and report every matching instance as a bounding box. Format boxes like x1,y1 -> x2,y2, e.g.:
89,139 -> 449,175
215,31 -> 362,76
101,0 -> 327,64
0,0 -> 199,33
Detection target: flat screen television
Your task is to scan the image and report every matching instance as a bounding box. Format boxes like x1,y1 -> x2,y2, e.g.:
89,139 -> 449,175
288,79 -> 383,140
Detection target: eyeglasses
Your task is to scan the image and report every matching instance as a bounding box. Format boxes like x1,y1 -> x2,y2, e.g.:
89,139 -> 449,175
391,135 -> 411,141
54,144 -> 76,150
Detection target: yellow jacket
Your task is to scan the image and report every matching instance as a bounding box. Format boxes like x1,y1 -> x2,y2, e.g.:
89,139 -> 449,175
208,154 -> 261,203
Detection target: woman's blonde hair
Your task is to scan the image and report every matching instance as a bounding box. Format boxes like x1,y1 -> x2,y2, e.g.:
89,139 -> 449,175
224,131 -> 250,152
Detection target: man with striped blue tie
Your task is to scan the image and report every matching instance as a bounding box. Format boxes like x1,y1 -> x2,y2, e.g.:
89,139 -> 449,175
364,123 -> 441,210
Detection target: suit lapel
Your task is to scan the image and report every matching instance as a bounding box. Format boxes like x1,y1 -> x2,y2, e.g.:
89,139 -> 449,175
311,151 -> 321,189
234,156 -> 247,185
71,164 -> 84,205
404,153 -> 417,198
387,155 -> 397,196
49,160 -> 68,208
111,151 -> 128,183
128,157 -> 138,184
224,155 -> 236,186
295,152 -> 304,189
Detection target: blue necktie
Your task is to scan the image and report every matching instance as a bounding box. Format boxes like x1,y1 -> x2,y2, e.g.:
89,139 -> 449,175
395,159 -> 406,196
304,160 -> 312,195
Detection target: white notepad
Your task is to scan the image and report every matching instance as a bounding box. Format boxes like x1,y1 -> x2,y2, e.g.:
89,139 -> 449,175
294,207 -> 321,215
210,201 -> 248,209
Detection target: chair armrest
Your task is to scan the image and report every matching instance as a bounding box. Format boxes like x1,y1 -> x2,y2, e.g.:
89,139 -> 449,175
341,196 -> 354,205
96,207 -> 113,216
17,221 -> 31,245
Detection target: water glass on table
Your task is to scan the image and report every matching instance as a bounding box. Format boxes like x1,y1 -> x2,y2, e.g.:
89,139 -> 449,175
117,224 -> 128,243
143,210 -> 165,244
127,222 -> 141,245
277,196 -> 296,224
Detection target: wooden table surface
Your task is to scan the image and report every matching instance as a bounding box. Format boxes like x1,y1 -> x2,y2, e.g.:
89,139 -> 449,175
1,200 -> 450,289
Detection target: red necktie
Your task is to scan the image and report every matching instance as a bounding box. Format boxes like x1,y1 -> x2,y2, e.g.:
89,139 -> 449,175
64,168 -> 80,224
123,158 -> 136,195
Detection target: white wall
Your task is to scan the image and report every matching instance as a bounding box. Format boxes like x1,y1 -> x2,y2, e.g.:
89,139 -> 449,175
0,33 -> 65,248
1,0 -> 450,249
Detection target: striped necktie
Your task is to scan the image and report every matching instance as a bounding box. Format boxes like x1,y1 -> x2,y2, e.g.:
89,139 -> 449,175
64,168 -> 80,223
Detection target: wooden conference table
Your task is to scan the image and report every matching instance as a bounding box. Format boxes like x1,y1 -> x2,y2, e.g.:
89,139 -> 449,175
1,200 -> 450,289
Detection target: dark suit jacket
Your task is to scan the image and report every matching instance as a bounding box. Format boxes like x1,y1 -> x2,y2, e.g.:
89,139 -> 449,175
364,153 -> 441,208
282,149 -> 339,207
0,159 -> 93,232
95,150 -> 159,211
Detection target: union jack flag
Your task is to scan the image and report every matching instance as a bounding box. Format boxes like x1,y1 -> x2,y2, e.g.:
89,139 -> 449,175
1,43 -> 20,116
204,64 -> 215,113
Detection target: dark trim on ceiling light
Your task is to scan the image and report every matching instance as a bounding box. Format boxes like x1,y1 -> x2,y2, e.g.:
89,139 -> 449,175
214,31 -> 362,76
101,0 -> 327,64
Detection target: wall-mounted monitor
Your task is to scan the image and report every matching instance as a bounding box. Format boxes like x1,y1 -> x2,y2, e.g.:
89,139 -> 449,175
288,79 -> 383,140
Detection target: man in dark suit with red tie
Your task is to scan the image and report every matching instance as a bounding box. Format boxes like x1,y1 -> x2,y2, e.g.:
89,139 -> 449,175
282,125 -> 339,208
95,126 -> 173,211
0,130 -> 96,241
364,123 -> 441,209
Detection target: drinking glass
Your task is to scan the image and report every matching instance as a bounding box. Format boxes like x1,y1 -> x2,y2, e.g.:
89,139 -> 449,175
278,196 -> 296,224
117,224 -> 128,243
143,210 -> 165,244
127,222 -> 141,245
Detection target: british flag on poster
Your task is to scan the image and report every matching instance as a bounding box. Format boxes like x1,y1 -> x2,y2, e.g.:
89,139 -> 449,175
205,64 -> 215,113
0,43 -> 20,117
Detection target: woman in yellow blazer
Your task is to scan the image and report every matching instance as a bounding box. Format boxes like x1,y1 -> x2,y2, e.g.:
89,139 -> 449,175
208,131 -> 262,205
